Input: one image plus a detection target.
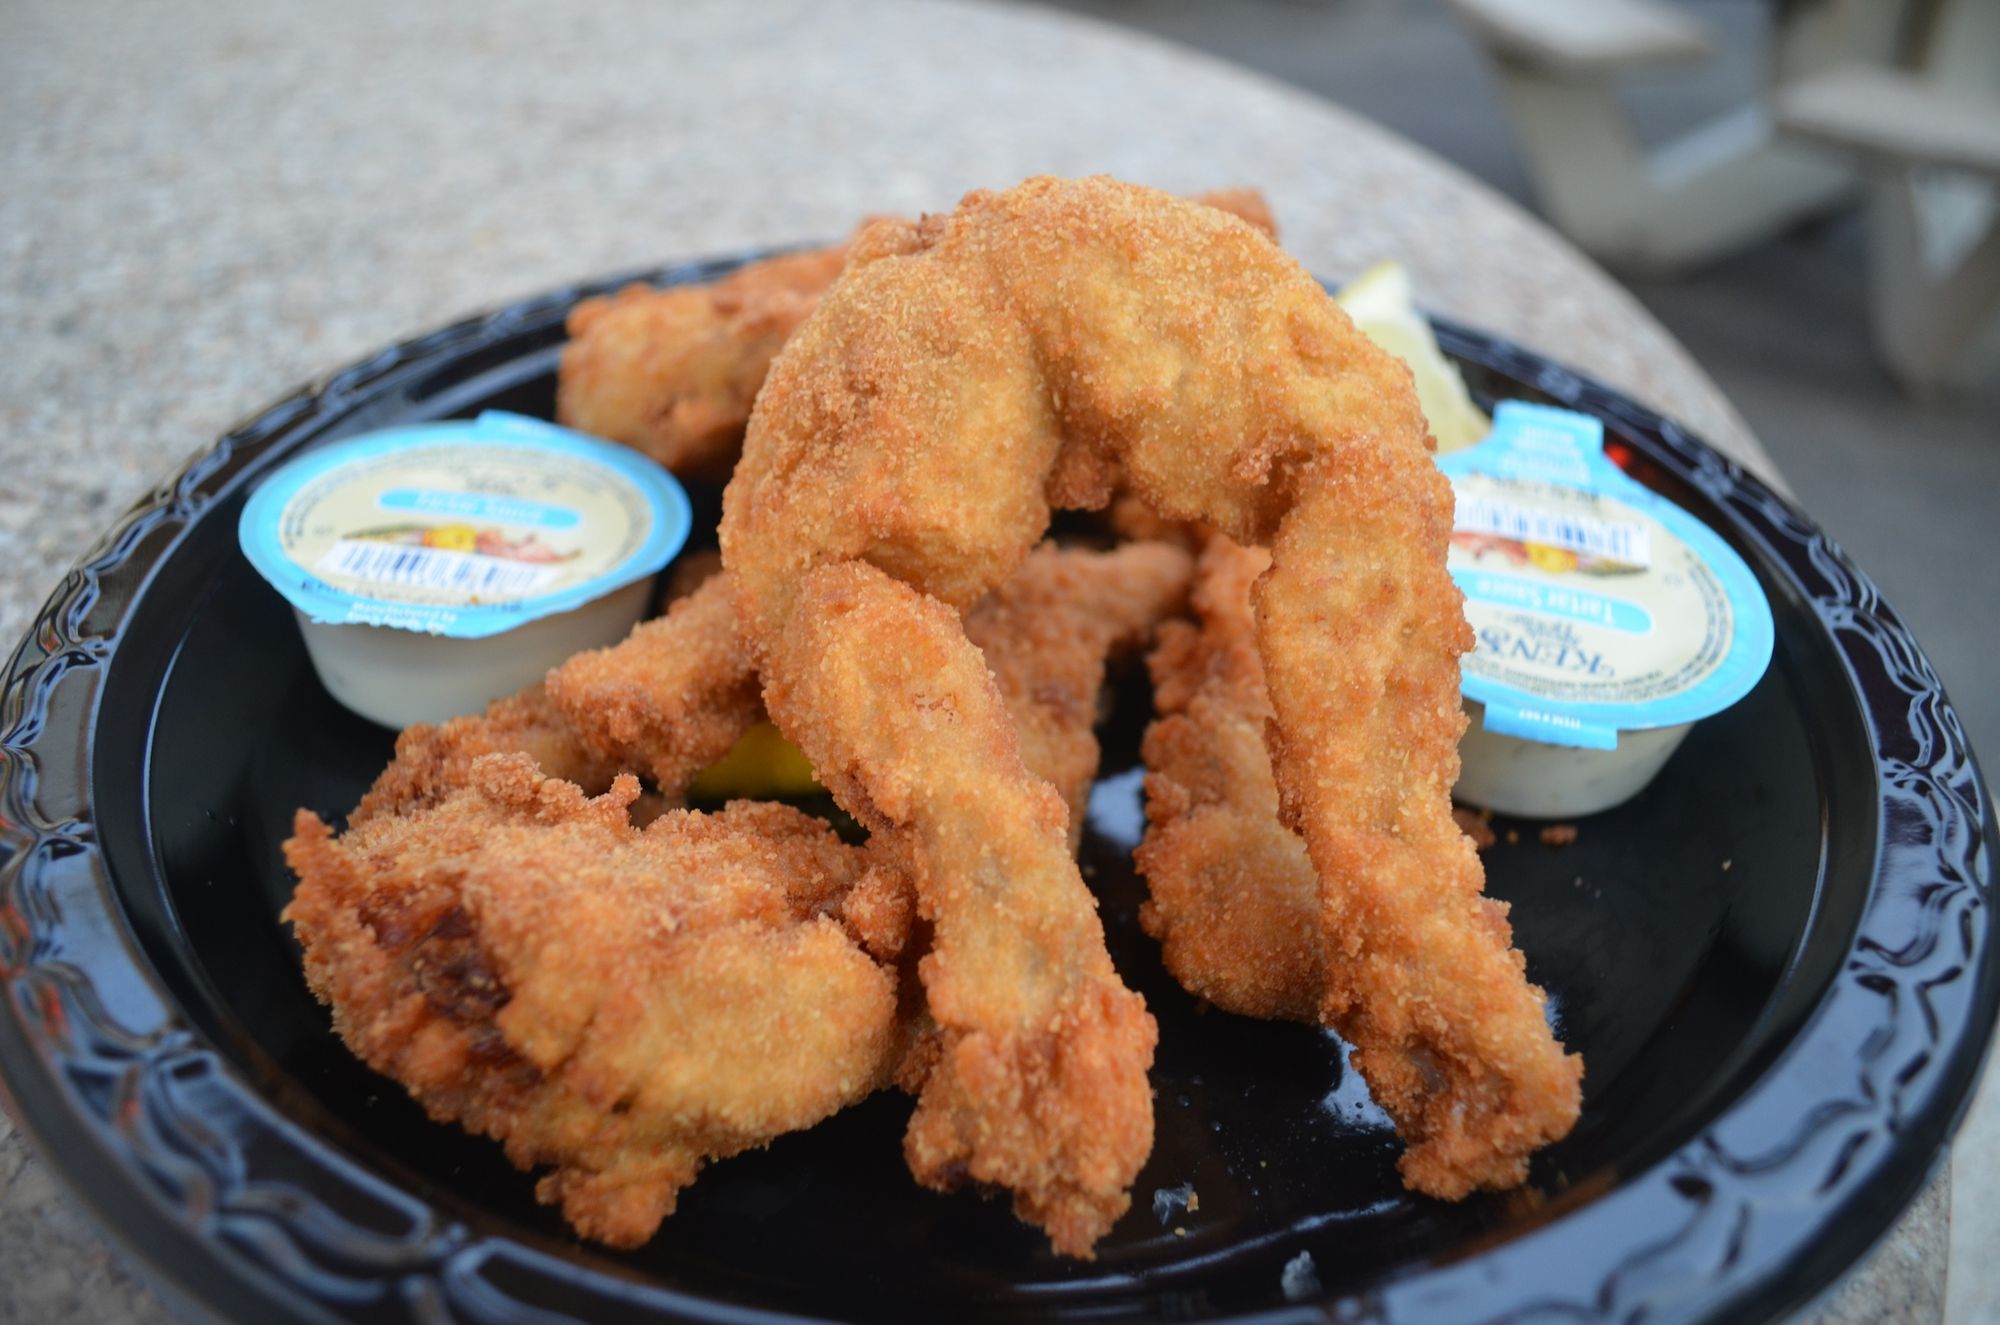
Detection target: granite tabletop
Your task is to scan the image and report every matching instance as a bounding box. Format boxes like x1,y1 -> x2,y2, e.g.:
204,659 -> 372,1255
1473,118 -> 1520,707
0,0 -> 1952,1320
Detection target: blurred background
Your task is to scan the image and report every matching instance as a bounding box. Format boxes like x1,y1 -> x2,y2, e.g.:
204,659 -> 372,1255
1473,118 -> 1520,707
1037,0 -> 1999,772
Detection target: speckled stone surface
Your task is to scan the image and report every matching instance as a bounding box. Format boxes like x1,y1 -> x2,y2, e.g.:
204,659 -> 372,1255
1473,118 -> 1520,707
0,0 -> 1949,1321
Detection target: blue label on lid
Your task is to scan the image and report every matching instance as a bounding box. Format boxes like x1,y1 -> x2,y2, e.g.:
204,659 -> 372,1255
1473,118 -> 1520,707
1438,402 -> 1774,747
238,412 -> 691,638
377,488 -> 584,530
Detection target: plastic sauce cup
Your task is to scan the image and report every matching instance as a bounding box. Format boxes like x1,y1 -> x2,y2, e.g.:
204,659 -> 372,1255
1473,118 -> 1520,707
1438,402 -> 1774,818
239,411 -> 690,729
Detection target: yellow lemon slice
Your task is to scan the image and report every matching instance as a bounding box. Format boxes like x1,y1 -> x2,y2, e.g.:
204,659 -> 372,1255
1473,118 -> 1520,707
685,720 -> 824,800
1334,261 -> 1492,454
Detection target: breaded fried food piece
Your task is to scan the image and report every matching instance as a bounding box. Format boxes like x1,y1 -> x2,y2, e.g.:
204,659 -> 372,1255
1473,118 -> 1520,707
1259,442 -> 1583,1199
350,684 -> 623,826
357,539 -> 1190,842
285,754 -> 900,1247
1136,538 -> 1322,1023
296,536 -> 1189,1248
555,191 -> 1277,480
541,540 -> 1190,817
770,562 -> 1159,1257
720,177 -> 1577,1237
542,573 -> 764,795
790,539 -> 1193,971
1138,538 -> 1507,1021
767,538 -> 1192,1067
557,244 -> 852,478
956,539 -> 1191,845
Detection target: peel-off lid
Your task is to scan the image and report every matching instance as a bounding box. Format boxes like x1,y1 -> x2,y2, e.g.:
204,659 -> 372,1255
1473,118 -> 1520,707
1437,402 -> 1774,750
239,411 -> 690,638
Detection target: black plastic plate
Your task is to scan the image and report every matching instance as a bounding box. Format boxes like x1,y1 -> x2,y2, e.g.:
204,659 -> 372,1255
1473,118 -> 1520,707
1,255 -> 1993,1324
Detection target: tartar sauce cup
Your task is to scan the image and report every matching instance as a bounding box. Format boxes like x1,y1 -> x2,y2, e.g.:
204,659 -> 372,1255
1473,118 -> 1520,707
1439,402 -> 1774,818
239,411 -> 690,729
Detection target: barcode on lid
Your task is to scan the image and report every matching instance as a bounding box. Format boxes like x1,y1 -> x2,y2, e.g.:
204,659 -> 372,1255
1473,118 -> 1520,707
316,539 -> 561,598
1455,496 -> 1651,566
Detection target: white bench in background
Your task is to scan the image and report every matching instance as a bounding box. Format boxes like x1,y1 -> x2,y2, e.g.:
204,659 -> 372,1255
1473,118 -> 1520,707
1775,18 -> 2000,395
1447,0 -> 1856,275
1453,0 -> 1998,396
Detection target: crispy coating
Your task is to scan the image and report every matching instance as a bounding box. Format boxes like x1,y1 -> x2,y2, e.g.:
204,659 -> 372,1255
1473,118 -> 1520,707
543,574 -> 763,795
350,685 -> 622,826
768,562 -> 1158,1257
284,755 -> 900,1247
808,539 -> 1193,976
1139,539 -> 1512,1021
965,540 -> 1192,847
354,542 -> 1190,834
719,177 -> 1578,1235
537,541 -> 1189,815
1258,431 -> 1582,1198
541,535 -> 1189,957
554,192 -> 1276,481
1137,538 -> 1323,1023
315,541 -> 1190,1247
557,245 -> 852,478
314,536 -> 1184,1248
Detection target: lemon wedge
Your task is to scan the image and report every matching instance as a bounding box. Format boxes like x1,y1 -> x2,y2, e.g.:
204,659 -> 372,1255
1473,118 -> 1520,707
1334,261 -> 1491,454
685,720 -> 824,800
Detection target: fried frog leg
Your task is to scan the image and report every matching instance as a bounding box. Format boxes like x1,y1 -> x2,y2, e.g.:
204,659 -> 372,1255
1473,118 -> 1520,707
720,177 -> 1579,1252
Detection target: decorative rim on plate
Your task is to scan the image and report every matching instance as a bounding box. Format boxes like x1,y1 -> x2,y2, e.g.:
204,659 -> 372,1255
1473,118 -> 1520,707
0,257 -> 1993,1325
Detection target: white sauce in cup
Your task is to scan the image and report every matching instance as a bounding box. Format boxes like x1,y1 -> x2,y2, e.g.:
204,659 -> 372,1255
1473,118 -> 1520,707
239,411 -> 690,728
1439,402 -> 1774,818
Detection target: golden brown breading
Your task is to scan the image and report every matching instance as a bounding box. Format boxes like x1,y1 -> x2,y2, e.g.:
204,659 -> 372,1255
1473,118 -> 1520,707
1257,434 -> 1582,1198
352,541 -> 1191,841
554,191 -> 1278,483
1137,538 -> 1323,1023
1139,539 -> 1513,1020
300,536 -> 1184,1264
719,176 -> 1578,1233
768,562 -> 1157,1257
541,574 -> 764,795
350,685 -> 622,826
964,540 -> 1191,847
556,245 -> 852,478
286,755 -> 900,1248
538,541 -> 1190,814
311,539 -> 1192,1249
